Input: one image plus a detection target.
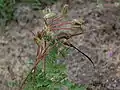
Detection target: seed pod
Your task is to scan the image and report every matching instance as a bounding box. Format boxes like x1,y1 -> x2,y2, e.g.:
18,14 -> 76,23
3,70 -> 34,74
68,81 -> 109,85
72,18 -> 85,28
61,4 -> 69,16
42,8 -> 51,15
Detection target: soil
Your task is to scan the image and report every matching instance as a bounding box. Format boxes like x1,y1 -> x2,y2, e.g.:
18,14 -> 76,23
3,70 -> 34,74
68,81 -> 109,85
0,0 -> 120,90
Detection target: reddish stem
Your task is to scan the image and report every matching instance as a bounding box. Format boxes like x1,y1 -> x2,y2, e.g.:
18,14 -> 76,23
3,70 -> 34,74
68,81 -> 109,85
19,45 -> 48,90
40,45 -> 43,55
52,15 -> 63,22
37,45 -> 49,60
33,53 -> 46,70
37,46 -> 41,57
52,27 -> 72,31
51,21 -> 72,27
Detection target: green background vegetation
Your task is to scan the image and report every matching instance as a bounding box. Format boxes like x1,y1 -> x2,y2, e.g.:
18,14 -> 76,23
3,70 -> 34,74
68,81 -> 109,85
0,0 -> 58,26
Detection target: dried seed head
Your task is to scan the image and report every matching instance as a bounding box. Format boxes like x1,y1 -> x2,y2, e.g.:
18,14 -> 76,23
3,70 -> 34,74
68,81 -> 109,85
72,18 -> 85,28
61,4 -> 69,16
42,8 -> 51,15
44,12 -> 56,19
72,19 -> 84,25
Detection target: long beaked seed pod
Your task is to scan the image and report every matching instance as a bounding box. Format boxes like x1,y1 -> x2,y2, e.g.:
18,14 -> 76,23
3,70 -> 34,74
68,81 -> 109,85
63,42 -> 95,68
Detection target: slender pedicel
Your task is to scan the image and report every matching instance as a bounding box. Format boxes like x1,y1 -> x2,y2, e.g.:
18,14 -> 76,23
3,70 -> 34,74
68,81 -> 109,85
52,28 -> 72,31
52,15 -> 64,22
51,22 -> 72,27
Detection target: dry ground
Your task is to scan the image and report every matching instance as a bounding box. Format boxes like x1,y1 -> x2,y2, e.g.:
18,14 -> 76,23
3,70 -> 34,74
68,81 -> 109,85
0,0 -> 120,90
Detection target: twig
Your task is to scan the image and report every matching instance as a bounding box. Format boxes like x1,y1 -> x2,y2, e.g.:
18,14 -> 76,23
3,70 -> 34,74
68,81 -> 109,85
19,46 -> 49,90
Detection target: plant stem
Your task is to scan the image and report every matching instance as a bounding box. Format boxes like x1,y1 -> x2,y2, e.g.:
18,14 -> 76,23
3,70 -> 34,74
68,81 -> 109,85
52,28 -> 72,31
51,22 -> 72,27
